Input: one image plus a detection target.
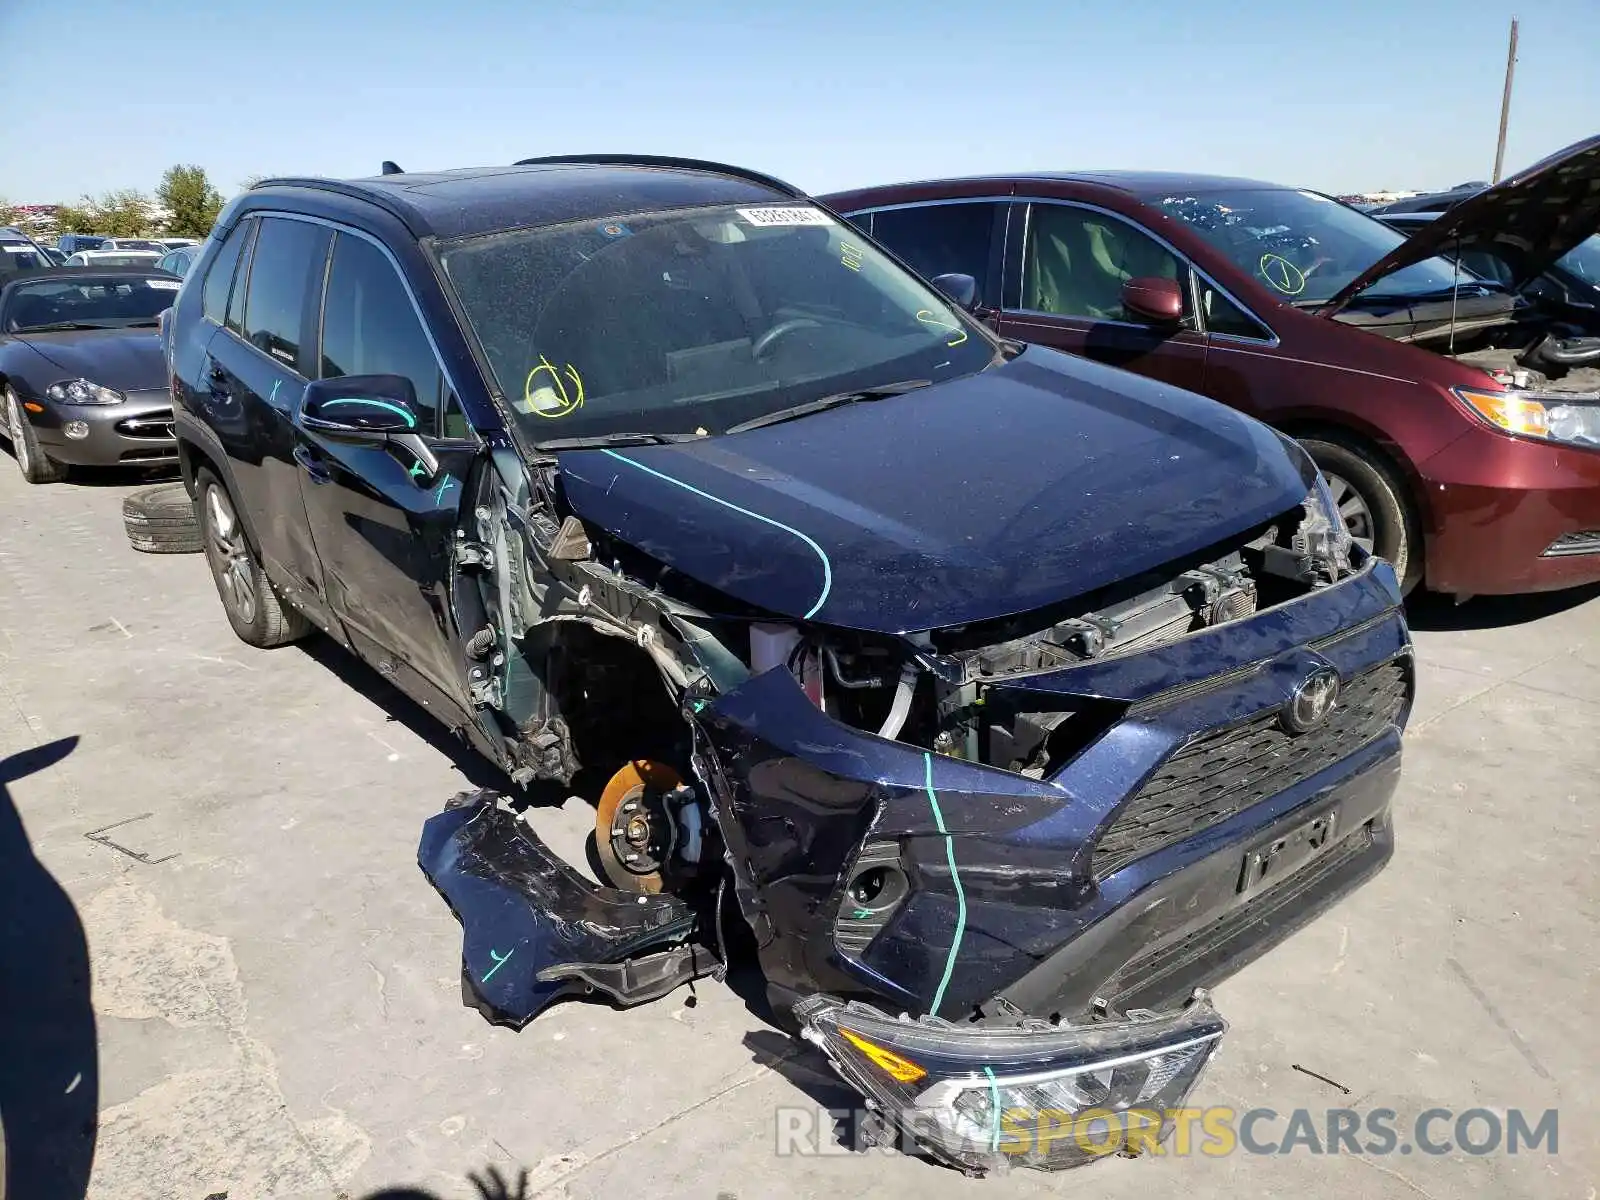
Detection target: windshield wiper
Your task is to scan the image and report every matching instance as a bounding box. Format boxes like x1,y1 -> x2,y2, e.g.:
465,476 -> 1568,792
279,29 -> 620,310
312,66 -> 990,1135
15,321 -> 112,333
535,431 -> 706,451
723,379 -> 932,435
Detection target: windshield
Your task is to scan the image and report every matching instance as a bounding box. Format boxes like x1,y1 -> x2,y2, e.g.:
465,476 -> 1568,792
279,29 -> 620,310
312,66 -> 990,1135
1158,188 -> 1478,305
1557,236 -> 1600,287
438,202 -> 996,444
4,275 -> 179,331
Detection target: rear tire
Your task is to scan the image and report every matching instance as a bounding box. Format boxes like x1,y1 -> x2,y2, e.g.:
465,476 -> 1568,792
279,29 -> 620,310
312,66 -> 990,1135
5,384 -> 68,484
196,468 -> 311,647
123,482 -> 203,553
1298,434 -> 1422,594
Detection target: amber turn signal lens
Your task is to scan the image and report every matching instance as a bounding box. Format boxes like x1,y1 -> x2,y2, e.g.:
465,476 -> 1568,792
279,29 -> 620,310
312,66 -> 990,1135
839,1028 -> 928,1083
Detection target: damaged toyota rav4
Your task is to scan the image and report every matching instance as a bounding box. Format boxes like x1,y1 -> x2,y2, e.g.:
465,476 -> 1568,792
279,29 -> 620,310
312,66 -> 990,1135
167,156 -> 1412,1174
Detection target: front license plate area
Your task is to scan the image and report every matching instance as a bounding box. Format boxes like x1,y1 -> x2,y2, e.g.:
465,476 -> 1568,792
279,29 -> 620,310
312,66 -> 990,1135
1237,807 -> 1339,896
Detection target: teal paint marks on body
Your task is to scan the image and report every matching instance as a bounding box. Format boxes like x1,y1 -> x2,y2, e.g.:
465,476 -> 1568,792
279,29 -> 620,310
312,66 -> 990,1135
983,1066 -> 1001,1152
322,398 -> 417,428
599,448 -> 832,619
434,476 -> 454,506
924,751 -> 967,1017
482,947 -> 514,982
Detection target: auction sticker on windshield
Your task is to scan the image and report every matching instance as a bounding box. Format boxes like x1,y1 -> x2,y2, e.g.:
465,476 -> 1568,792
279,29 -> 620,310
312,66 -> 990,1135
146,279 -> 182,290
737,206 -> 833,227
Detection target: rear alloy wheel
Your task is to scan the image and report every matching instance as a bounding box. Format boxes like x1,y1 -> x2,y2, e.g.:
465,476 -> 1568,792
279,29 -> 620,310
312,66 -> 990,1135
196,469 -> 311,648
1299,435 -> 1422,594
4,384 -> 68,484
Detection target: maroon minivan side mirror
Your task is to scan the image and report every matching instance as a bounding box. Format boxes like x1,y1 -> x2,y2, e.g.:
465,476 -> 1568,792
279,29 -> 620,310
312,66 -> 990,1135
1122,276 -> 1185,324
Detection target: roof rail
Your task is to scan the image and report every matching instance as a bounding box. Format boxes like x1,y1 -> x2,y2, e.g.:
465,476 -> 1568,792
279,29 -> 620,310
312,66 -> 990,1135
510,154 -> 804,198
247,176 -> 428,233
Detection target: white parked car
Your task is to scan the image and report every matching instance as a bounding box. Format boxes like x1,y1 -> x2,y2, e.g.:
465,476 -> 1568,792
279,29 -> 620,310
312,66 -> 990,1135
97,238 -> 168,253
62,249 -> 164,267
155,237 -> 200,251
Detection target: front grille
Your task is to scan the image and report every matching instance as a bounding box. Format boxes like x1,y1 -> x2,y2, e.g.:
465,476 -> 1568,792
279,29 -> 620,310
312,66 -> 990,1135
1542,531 -> 1600,558
1092,661 -> 1408,877
115,411 -> 175,440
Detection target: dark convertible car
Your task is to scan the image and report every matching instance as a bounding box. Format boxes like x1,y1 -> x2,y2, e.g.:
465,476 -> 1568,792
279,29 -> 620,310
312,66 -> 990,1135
0,267 -> 180,483
164,156 -> 1411,1173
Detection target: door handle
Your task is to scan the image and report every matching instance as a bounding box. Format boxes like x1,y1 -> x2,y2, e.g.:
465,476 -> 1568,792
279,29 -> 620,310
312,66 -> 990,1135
293,443 -> 333,484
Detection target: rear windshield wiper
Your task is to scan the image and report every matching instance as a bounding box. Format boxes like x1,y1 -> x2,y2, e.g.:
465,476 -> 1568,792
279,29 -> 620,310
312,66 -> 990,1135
724,379 -> 931,435
535,431 -> 706,451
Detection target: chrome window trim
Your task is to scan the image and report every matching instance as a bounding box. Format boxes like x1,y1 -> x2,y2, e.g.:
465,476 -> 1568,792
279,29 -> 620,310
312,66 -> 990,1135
837,194 -> 1016,215
221,208 -> 465,404
1014,196 -> 1281,347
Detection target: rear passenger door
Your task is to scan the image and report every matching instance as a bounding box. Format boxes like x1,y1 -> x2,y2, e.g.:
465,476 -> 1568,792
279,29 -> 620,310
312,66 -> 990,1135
294,228 -> 477,712
201,215 -> 334,614
999,201 -> 1208,394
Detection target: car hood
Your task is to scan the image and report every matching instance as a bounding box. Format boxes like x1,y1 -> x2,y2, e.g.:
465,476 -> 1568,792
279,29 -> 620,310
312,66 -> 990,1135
556,348 -> 1314,635
13,327 -> 166,393
1321,133 -> 1600,316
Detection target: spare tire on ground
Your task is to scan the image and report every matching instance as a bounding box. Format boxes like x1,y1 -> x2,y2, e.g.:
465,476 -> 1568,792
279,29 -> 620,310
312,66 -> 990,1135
123,482 -> 202,554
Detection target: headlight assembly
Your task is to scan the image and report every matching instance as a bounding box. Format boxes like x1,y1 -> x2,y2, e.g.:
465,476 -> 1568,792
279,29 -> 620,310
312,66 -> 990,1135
797,992 -> 1225,1173
45,378 -> 125,406
1453,386 -> 1600,449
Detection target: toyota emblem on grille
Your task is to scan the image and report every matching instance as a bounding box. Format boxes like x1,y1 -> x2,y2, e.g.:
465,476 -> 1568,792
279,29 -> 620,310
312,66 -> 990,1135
1281,667 -> 1341,734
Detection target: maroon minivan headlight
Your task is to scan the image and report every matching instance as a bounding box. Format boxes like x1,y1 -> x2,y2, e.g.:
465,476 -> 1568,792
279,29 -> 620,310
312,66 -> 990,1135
1453,386 -> 1600,448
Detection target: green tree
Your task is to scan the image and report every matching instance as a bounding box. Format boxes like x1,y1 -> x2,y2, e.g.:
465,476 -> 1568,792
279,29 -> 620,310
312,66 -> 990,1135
54,204 -> 96,234
0,198 -> 19,227
82,190 -> 154,237
158,164 -> 224,238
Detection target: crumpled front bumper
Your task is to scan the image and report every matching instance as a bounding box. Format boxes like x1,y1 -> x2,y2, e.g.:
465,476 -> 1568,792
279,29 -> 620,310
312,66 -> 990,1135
418,793 -> 709,1027
693,559 -> 1410,1027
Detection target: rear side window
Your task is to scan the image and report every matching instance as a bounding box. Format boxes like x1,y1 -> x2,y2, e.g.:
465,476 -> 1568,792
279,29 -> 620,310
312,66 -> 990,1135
204,218 -> 251,325
870,202 -> 999,295
241,217 -> 330,375
318,232 -> 444,431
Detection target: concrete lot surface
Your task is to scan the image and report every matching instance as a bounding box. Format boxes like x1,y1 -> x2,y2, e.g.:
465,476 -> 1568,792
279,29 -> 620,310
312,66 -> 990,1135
1,462 -> 1597,1200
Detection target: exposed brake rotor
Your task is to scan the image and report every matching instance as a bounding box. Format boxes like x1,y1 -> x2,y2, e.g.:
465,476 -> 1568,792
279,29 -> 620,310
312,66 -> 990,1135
595,760 -> 685,894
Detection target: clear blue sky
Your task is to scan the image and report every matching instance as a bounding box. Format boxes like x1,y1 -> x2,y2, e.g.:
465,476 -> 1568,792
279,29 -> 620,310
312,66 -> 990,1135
4,0 -> 1596,203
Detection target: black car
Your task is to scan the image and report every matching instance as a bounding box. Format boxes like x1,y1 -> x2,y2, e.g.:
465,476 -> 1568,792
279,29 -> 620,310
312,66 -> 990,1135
0,268 -> 181,483
165,156 -> 1410,1173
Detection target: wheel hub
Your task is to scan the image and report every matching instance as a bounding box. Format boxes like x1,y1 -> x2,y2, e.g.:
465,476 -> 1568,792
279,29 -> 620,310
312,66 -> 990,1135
594,760 -> 685,894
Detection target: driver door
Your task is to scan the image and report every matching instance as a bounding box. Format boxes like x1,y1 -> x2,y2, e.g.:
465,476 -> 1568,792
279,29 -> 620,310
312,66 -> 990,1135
998,201 -> 1208,393
293,228 -> 479,717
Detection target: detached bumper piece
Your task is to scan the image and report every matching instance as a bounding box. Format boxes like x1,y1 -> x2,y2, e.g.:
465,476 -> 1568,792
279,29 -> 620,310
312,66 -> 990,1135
797,992 -> 1224,1175
418,792 -> 715,1027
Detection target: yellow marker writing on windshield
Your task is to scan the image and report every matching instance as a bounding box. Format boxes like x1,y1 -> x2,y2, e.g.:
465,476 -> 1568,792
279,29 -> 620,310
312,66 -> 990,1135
522,356 -> 585,418
1258,253 -> 1306,296
916,308 -> 969,348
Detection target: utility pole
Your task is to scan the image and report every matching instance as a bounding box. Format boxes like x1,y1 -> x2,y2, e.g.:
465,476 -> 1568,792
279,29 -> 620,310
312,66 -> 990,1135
1492,17 -> 1519,183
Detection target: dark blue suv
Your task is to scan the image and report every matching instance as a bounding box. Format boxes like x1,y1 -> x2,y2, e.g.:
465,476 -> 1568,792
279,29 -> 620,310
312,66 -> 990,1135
166,155 -> 1411,1174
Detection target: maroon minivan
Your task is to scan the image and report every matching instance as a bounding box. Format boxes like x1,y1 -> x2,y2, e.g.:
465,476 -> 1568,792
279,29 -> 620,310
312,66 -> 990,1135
823,135 -> 1600,597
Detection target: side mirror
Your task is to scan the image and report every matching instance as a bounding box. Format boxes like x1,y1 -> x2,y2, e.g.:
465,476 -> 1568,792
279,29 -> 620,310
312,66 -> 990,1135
300,374 -> 422,436
298,374 -> 439,479
930,272 -> 979,312
1121,276 -> 1185,325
